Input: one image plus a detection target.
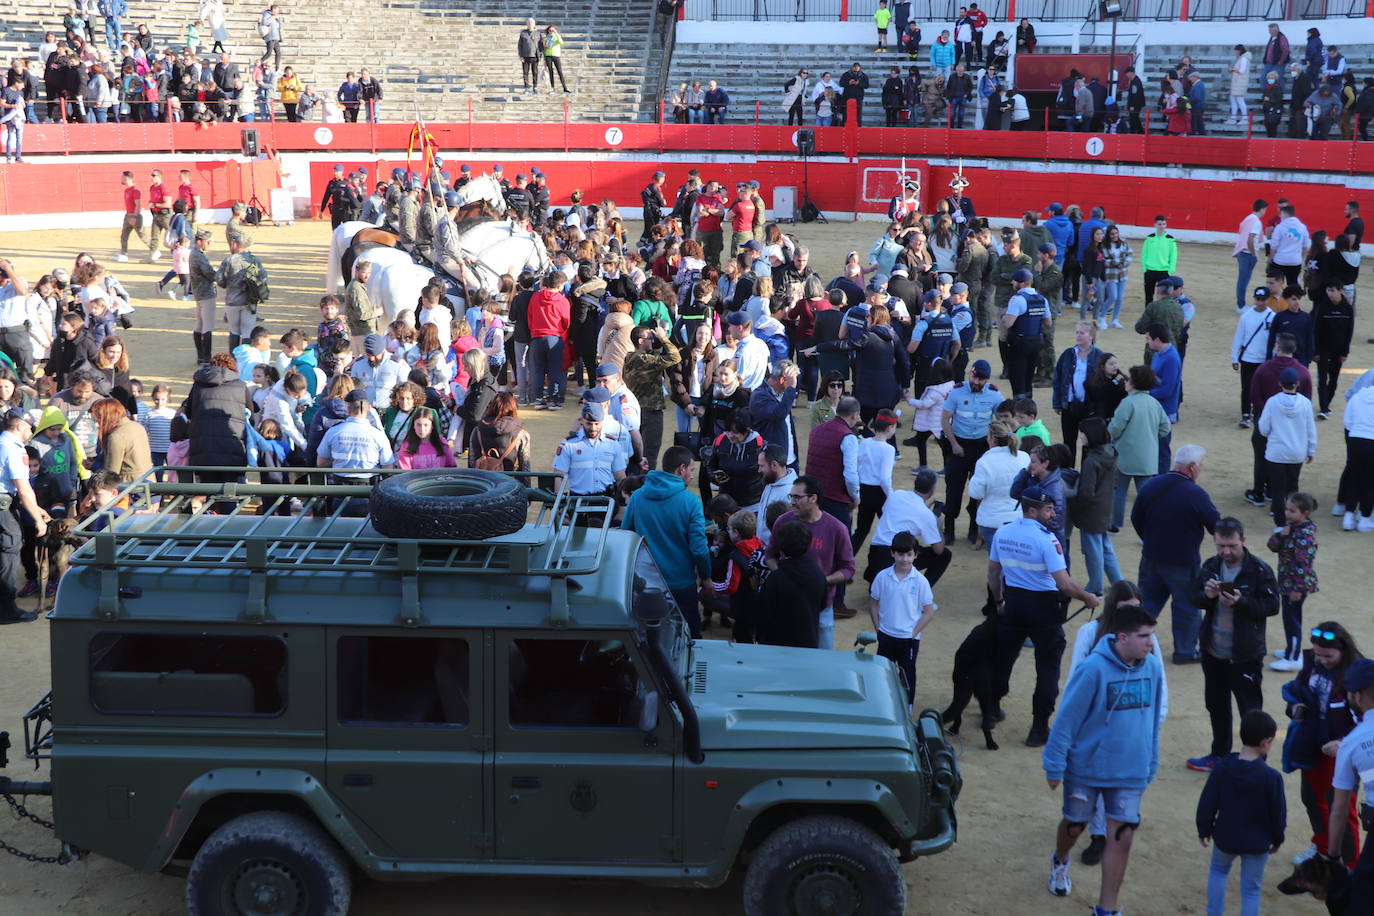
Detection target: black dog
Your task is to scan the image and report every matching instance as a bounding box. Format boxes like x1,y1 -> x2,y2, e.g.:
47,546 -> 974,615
942,615 -> 1003,750
1276,855 -> 1352,915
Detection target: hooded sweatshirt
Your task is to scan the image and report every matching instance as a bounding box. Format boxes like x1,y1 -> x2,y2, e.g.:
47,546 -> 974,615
1258,389 -> 1317,463
31,405 -> 89,500
526,287 -> 571,339
1346,384 -> 1374,441
1042,634 -> 1164,789
1195,753 -> 1286,855
620,469 -> 711,590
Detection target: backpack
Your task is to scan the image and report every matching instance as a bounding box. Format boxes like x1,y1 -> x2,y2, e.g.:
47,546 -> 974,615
241,253 -> 270,306
257,11 -> 272,37
474,437 -> 519,471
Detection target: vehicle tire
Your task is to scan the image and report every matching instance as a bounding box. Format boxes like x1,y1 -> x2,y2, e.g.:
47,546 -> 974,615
185,810 -> 351,916
742,814 -> 904,916
368,468 -> 528,539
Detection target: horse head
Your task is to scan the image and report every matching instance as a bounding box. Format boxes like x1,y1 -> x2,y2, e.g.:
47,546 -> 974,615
457,175 -> 507,216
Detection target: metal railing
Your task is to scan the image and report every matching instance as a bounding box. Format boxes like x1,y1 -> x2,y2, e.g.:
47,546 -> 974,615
690,0 -> 1366,18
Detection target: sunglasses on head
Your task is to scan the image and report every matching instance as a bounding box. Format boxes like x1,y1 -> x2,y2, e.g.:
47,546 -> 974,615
1312,628 -> 1338,642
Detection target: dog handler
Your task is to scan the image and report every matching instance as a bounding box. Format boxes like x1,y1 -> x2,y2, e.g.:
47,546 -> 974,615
1328,657 -> 1374,913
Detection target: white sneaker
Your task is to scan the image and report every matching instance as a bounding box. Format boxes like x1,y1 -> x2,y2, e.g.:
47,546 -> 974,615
1359,514 -> 1374,533
1097,317 -> 1108,331
164,286 -> 178,299
1270,657 -> 1302,672
1344,511 -> 1359,531
1292,843 -> 1318,865
1332,502 -> 1347,516
1111,319 -> 1124,329
1048,854 -> 1072,896
148,250 -> 162,262
1274,648 -> 1289,659
113,253 -> 129,262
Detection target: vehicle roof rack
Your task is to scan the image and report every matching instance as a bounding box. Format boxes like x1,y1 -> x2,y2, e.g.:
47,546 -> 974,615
70,468 -> 614,583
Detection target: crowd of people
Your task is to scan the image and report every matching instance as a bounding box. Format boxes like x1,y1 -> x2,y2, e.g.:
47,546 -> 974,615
0,154 -> 1372,912
2,0 -> 380,152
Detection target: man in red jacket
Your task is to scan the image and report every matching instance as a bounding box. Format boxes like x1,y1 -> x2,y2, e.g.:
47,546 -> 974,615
526,272 -> 571,409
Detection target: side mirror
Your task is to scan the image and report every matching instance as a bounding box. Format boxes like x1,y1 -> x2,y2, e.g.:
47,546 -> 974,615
854,632 -> 878,654
638,691 -> 660,733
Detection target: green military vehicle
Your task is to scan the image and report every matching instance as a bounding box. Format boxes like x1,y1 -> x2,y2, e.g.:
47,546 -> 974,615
2,469 -> 960,916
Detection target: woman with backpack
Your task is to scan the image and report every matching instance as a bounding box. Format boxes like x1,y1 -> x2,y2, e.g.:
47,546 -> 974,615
569,261 -> 606,389
1069,417 -> 1121,597
468,393 -> 531,471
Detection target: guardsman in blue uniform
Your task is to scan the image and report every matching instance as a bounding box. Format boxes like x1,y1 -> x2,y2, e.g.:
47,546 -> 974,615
906,288 -> 955,393
0,409 -> 47,624
1000,267 -> 1049,399
1329,657 -> 1374,912
552,402 -> 628,497
939,357 -> 1003,544
987,485 -> 1099,747
948,280 -> 975,382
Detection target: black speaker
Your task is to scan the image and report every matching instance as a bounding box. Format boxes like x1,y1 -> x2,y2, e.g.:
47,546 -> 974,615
796,128 -> 815,156
241,129 -> 260,157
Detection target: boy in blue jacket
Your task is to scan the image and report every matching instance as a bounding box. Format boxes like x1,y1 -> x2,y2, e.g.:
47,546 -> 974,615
1196,709 -> 1285,916
1043,604 -> 1165,916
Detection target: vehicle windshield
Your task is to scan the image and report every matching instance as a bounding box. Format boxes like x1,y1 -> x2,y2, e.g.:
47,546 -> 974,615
633,545 -> 692,681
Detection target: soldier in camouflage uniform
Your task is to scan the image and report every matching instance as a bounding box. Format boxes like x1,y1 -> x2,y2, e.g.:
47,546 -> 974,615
397,181 -> 421,253
415,187 -> 440,261
956,225 -> 989,346
1032,243 -> 1064,384
990,227 -> 1032,374
383,168 -> 408,230
621,326 -> 681,471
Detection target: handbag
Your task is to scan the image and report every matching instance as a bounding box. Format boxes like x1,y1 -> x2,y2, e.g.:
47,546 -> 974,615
673,430 -> 702,457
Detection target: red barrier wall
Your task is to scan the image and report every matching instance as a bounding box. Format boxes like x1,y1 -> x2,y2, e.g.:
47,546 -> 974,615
0,157 -> 280,216
8,119 -> 1374,175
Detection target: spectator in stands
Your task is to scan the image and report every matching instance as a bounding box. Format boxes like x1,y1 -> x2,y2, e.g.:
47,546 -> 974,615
703,80 -> 728,124
1260,70 -> 1284,137
1121,66 -> 1146,133
1304,28 -> 1323,83
517,18 -> 542,95
337,71 -> 361,122
1016,17 -> 1035,54
1227,44 -> 1251,126
839,62 -> 869,126
1261,22 -> 1290,89
1357,77 -> 1374,141
99,0 -> 127,53
1,75 -> 23,161
350,68 -> 379,122
1322,45 -> 1346,87
258,4 -> 284,72
945,62 -> 972,128
276,66 -> 301,122
1304,83 -> 1340,141
1288,61 -> 1315,138
931,30 -> 955,78
782,69 -> 808,125
1186,70 -> 1208,136
881,66 -> 904,127
201,0 -> 229,53
900,22 -> 922,61
543,25 -> 569,93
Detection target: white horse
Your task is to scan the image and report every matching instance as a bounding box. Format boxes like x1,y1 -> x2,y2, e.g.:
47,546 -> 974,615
456,174 -> 507,215
456,220 -> 551,297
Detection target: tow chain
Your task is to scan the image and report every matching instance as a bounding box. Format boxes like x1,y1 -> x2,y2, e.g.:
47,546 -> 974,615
0,792 -> 68,864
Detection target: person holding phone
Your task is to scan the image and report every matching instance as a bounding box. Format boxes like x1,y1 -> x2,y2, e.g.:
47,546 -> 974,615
1185,516 -> 1281,773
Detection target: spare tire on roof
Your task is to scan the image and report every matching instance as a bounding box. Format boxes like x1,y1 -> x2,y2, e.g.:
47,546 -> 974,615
369,469 -> 529,540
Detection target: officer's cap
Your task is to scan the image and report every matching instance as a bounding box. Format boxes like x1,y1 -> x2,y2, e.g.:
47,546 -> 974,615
460,164 -> 471,172
921,289 -> 939,304
582,386 -> 613,403
951,282 -> 969,294
1344,658 -> 1374,692
937,272 -> 954,285
332,163 -> 344,172
971,359 -> 992,378
581,402 -> 606,422
1011,268 -> 1034,283
1037,242 -> 1056,255
363,333 -> 387,356
1020,485 -> 1055,507
594,363 -> 620,379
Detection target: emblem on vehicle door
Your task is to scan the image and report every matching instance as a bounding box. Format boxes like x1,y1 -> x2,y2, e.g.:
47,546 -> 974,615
570,781 -> 598,813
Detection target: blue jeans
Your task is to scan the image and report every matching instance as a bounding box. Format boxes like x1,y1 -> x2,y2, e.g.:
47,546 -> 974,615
2,122 -> 19,159
688,108 -> 704,124
91,106 -> 109,123
949,98 -> 966,127
705,106 -> 726,124
818,607 -> 835,650
1102,278 -> 1126,323
1280,592 -> 1305,660
1111,470 -> 1152,530
670,585 -> 702,639
528,334 -> 564,404
105,18 -> 122,51
1159,430 -> 1173,476
1233,251 -> 1257,310
1138,555 -> 1202,658
816,115 -> 833,126
1079,530 -> 1122,596
1206,848 -> 1266,916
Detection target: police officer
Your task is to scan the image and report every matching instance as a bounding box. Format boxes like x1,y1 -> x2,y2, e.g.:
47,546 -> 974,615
987,485 -> 1098,747
529,169 -> 550,224
0,409 -> 47,624
939,358 -> 1002,544
948,281 -> 975,381
907,288 -> 954,394
1329,656 -> 1374,912
505,174 -> 534,222
319,164 -> 357,228
580,386 -> 634,468
552,402 -> 628,497
453,163 -> 472,191
491,163 -> 510,191
642,171 -> 667,227
1000,267 -> 1048,399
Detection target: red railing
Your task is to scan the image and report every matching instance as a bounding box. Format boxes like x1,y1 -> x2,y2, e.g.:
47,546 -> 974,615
8,107 -> 1371,176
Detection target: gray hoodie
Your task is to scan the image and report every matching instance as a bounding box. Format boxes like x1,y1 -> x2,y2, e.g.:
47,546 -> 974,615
1258,389 -> 1317,463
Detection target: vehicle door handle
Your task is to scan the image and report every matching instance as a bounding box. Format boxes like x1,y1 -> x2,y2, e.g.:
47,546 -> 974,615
342,773 -> 374,787
510,776 -> 541,789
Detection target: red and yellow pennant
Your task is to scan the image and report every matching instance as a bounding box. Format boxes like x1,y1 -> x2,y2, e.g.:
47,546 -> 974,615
406,121 -> 440,178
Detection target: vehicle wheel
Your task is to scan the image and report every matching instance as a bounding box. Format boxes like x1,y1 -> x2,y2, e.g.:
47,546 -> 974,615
742,814 -> 904,916
368,468 -> 528,540
185,811 -> 351,916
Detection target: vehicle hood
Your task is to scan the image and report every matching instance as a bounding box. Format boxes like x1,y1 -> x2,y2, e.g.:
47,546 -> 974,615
690,640 -> 913,751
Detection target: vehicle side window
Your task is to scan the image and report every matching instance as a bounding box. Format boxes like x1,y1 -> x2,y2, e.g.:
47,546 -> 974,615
338,636 -> 470,726
508,639 -> 641,729
89,633 -> 286,717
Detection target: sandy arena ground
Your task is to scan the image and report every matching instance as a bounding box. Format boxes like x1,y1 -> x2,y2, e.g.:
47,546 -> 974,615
0,216 -> 1369,915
